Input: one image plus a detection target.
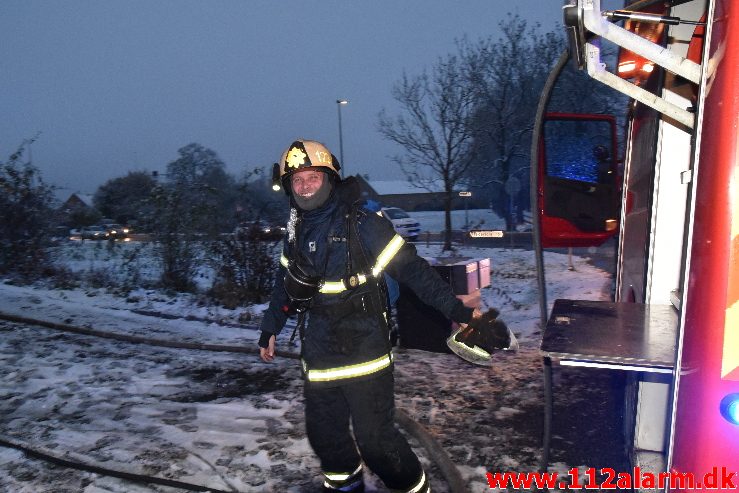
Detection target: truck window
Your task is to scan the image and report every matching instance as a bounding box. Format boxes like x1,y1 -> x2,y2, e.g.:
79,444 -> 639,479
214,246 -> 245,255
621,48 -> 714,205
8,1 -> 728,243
537,113 -> 620,248
544,119 -> 615,184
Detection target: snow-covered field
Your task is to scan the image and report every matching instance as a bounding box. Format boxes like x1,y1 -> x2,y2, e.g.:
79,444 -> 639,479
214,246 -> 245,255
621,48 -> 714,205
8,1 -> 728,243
408,209 -> 506,232
0,238 -> 615,492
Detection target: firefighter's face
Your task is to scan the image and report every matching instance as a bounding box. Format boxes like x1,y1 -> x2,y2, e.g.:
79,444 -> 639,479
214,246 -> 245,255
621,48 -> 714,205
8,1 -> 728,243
290,169 -> 325,198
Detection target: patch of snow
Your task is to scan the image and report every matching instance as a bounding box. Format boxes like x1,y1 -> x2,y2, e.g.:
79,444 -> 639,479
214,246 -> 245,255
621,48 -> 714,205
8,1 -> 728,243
0,231 -> 614,491
409,209 -> 506,232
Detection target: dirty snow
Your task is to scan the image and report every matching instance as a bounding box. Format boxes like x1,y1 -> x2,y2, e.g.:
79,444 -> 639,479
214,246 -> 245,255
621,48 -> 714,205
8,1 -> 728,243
0,239 -> 614,492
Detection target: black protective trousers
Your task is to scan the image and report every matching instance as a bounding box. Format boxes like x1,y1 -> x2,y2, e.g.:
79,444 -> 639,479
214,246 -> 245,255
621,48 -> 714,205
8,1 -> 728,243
304,372 -> 423,491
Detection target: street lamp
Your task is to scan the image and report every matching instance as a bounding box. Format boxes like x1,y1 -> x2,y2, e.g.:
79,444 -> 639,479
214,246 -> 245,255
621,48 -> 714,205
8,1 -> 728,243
336,99 -> 348,178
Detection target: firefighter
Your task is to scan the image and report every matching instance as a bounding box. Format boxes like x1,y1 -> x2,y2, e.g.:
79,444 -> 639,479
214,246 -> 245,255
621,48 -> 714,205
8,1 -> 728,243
259,139 -> 481,493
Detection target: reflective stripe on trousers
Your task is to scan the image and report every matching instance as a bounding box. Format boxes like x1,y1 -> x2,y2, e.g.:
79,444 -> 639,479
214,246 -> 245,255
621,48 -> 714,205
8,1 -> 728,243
323,463 -> 363,491
400,470 -> 429,493
303,353 -> 393,383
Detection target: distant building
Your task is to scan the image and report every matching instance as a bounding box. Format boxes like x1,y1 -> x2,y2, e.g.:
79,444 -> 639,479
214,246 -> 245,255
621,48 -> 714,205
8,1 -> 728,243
354,175 -> 475,211
56,193 -> 99,226
60,193 -> 95,212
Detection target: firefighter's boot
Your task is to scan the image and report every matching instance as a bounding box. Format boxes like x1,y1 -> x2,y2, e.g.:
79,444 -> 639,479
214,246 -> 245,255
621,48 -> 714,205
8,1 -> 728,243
322,465 -> 364,492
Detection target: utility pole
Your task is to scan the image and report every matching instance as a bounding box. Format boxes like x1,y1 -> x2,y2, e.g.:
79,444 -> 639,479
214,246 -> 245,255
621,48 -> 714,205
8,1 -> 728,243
336,99 -> 348,177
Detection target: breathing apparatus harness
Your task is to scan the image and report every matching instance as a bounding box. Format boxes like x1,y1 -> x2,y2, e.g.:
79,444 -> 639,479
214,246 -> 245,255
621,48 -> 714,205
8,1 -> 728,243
282,198 -> 391,346
281,218 -> 325,343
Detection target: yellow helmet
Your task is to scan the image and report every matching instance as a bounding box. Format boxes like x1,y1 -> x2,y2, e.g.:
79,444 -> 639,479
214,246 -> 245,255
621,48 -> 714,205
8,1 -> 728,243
273,139 -> 341,193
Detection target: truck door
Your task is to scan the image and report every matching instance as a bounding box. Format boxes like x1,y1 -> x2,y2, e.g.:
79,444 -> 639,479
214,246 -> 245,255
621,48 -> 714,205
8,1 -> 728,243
538,112 -> 620,247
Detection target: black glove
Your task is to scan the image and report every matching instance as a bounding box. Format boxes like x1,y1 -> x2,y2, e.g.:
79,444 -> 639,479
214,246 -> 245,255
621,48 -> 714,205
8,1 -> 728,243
258,331 -> 274,349
454,308 -> 510,352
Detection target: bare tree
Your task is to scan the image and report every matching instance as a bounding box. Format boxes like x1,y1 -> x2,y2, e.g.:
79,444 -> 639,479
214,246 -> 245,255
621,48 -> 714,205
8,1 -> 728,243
380,14 -> 626,241
93,171 -> 157,226
148,143 -> 227,291
378,54 -> 479,251
166,143 -> 236,237
462,16 -> 626,230
461,15 -> 563,230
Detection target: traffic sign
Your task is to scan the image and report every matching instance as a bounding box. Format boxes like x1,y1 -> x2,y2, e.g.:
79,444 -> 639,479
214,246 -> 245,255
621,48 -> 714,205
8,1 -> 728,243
458,191 -> 472,197
469,230 -> 504,238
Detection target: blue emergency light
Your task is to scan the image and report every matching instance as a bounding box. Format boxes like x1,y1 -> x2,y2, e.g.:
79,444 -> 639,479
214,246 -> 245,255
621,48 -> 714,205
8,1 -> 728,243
720,393 -> 739,425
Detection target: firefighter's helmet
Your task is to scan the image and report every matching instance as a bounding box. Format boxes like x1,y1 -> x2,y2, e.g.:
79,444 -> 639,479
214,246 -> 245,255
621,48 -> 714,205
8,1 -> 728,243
273,139 -> 341,194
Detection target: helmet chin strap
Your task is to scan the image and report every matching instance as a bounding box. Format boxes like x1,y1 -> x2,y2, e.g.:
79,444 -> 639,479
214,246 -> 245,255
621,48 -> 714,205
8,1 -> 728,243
293,177 -> 333,211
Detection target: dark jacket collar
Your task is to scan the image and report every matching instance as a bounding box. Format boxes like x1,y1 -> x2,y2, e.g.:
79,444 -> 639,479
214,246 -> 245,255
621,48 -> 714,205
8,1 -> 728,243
300,176 -> 361,223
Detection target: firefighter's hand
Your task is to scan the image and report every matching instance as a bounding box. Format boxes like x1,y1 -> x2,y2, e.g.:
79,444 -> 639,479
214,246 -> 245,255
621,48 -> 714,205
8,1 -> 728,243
459,308 -> 484,329
260,334 -> 276,362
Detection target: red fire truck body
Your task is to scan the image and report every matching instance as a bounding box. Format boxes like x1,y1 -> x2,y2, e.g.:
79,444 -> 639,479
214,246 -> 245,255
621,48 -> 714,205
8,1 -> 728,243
538,0 -> 738,488
668,0 -> 738,483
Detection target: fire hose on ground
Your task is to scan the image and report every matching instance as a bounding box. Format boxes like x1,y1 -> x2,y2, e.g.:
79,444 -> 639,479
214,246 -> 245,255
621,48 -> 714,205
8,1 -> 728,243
0,311 -> 467,493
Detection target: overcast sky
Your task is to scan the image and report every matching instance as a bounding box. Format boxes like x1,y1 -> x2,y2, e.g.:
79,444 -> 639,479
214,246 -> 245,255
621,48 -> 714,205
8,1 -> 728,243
1,1 -> 565,198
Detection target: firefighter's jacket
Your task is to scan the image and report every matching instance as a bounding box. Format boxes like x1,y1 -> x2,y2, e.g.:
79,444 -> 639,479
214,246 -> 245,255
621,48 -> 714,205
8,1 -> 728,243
260,182 -> 473,386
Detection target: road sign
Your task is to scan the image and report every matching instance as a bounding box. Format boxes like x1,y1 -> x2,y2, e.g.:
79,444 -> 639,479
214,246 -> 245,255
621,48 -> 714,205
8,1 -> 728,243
469,230 -> 504,238
458,191 -> 472,197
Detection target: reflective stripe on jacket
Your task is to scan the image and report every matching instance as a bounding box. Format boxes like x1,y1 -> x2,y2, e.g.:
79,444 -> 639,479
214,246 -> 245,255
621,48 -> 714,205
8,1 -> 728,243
259,192 -> 472,386
280,233 -> 405,295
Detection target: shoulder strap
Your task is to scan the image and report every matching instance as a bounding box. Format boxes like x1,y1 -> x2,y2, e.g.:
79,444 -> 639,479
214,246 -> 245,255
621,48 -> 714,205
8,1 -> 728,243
347,201 -> 372,274
348,201 -> 391,301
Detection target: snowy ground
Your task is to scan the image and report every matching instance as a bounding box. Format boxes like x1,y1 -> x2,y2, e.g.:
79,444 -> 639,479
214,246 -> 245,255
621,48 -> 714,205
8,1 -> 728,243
0,240 -> 615,492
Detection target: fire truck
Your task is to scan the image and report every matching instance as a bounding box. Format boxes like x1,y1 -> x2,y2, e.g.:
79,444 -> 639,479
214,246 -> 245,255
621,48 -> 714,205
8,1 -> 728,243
533,0 -> 738,489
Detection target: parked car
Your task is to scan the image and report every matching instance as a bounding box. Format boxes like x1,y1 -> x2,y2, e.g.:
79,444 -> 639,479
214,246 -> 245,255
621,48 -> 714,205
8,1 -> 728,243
234,220 -> 286,241
380,207 -> 421,242
50,226 -> 71,244
78,225 -> 106,240
101,223 -> 130,240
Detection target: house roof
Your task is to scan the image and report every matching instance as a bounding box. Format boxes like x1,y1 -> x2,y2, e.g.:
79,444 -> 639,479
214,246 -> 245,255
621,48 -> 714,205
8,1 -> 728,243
64,193 -> 95,208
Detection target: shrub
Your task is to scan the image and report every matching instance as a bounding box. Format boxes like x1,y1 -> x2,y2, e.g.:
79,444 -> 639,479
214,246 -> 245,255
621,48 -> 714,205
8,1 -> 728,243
0,139 -> 55,279
209,234 -> 278,309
